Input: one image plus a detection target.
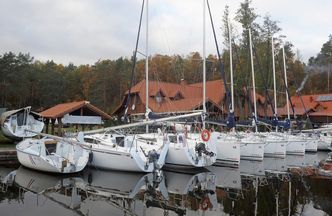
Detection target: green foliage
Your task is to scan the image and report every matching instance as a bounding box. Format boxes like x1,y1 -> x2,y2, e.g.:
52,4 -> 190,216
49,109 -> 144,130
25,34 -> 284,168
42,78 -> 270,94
306,35 -> 332,94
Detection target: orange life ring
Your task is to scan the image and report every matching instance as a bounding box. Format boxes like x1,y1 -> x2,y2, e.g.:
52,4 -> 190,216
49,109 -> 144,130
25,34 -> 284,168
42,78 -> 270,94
201,129 -> 211,142
200,196 -> 212,211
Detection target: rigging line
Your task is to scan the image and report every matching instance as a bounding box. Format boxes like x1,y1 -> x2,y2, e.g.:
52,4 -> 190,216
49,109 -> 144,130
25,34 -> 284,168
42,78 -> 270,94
276,50 -> 296,118
289,60 -> 315,130
147,56 -> 178,111
124,0 -> 145,116
252,37 -> 276,116
206,0 -> 231,109
232,37 -> 255,117
296,91 -> 315,129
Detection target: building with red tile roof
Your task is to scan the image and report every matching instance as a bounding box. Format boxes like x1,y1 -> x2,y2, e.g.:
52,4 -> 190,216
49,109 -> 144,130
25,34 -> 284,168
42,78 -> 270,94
113,79 -> 266,120
40,101 -> 112,134
277,93 -> 332,124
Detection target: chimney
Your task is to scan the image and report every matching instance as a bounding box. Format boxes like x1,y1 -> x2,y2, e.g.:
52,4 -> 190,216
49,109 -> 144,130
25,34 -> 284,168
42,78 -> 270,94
180,79 -> 187,86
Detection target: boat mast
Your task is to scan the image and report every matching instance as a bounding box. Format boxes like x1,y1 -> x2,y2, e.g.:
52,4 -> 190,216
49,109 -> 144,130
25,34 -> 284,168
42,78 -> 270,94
202,0 -> 206,129
228,19 -> 235,132
249,28 -> 258,132
145,0 -> 149,133
282,45 -> 290,120
271,36 -> 278,132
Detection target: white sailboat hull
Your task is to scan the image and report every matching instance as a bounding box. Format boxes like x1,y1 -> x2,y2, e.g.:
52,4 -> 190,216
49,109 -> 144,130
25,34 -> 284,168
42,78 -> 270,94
16,138 -> 89,173
165,133 -> 217,168
297,133 -> 318,152
285,134 -> 306,155
84,133 -> 169,172
262,133 -> 286,158
1,114 -> 44,140
286,140 -> 305,155
1,107 -> 44,140
88,141 -> 169,173
210,132 -> 240,166
240,142 -> 265,161
239,133 -> 265,161
305,140 -> 318,152
264,140 -> 286,158
317,139 -> 331,151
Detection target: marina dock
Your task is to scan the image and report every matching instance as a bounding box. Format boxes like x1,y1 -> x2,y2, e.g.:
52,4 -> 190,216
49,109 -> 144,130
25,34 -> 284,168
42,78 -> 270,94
0,146 -> 18,165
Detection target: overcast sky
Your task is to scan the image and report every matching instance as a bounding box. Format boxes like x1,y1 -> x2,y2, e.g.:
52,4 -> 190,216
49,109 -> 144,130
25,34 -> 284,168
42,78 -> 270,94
0,0 -> 331,65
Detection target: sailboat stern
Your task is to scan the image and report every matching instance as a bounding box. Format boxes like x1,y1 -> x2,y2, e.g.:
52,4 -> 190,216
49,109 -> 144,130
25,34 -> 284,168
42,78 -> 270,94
210,132 -> 240,166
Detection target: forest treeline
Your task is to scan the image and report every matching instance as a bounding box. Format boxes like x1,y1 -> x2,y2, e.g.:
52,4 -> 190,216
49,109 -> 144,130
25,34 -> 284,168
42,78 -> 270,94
0,0 -> 331,114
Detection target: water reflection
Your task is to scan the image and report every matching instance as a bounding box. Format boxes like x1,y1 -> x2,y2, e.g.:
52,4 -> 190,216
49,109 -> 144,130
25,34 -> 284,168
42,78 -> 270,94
79,168 -> 168,216
0,152 -> 332,215
165,171 -> 217,213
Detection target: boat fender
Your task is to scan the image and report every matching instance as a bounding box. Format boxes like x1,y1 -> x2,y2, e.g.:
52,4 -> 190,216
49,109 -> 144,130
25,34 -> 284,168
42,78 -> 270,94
88,152 -> 93,163
200,196 -> 212,211
201,129 -> 211,142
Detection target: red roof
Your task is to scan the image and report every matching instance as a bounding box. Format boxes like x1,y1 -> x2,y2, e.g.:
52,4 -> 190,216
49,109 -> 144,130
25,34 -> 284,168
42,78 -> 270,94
40,101 -> 112,120
278,93 -> 332,117
189,79 -> 226,105
119,79 -> 225,114
128,79 -> 225,104
114,79 -> 267,116
309,109 -> 332,116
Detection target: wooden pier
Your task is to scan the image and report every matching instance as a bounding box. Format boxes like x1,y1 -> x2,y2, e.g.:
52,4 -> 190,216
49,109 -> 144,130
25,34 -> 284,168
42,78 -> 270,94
0,147 -> 18,165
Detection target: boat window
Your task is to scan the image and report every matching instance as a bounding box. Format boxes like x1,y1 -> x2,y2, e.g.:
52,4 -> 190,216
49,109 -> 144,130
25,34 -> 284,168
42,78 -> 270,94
45,141 -> 57,155
116,136 -> 125,147
84,138 -> 100,144
169,135 -> 177,143
17,112 -> 25,126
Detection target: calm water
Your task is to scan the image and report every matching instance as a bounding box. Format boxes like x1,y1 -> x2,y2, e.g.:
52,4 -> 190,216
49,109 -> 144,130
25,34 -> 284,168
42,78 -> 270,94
0,152 -> 331,216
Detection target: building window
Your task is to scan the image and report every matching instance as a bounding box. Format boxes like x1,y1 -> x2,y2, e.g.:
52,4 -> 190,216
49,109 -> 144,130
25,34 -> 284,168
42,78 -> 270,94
155,91 -> 164,103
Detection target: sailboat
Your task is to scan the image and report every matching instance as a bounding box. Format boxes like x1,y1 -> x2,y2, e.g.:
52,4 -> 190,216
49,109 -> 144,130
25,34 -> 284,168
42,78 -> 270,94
278,44 -> 305,155
239,33 -> 291,158
142,0 -> 217,169
164,129 -> 217,168
16,132 -> 90,173
202,1 -> 241,166
79,0 -> 169,173
83,128 -> 169,172
237,28 -> 266,161
0,106 -> 44,140
258,36 -> 287,158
